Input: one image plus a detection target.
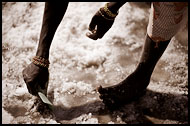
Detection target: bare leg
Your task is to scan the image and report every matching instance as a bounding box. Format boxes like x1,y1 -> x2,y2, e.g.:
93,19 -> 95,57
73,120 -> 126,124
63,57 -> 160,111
22,2 -> 68,96
98,34 -> 170,109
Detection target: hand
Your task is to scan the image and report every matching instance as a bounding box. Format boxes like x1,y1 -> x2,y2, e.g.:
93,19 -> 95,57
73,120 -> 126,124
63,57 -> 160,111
22,62 -> 49,96
86,8 -> 115,40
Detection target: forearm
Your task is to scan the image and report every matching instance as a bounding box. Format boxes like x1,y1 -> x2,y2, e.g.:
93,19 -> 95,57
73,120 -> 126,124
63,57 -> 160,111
107,2 -> 126,13
36,2 -> 68,59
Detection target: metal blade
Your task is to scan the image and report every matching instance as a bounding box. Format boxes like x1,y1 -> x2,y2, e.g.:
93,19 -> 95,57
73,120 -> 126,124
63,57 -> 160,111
38,92 -> 53,106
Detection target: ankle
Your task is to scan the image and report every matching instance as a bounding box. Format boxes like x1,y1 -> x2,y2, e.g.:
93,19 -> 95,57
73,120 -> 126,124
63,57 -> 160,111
130,62 -> 153,82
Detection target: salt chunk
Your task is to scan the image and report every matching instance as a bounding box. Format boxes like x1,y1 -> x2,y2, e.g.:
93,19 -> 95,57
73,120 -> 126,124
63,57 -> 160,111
88,113 -> 92,117
15,87 -> 28,96
69,88 -> 76,94
116,116 -> 122,122
108,121 -> 114,124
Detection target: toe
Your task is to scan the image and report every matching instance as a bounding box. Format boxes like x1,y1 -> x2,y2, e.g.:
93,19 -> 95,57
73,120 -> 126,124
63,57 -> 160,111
97,85 -> 103,93
99,93 -> 109,100
97,85 -> 110,94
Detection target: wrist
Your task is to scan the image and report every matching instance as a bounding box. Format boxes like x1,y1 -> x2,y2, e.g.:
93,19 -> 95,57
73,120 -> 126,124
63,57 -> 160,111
98,3 -> 119,21
106,2 -> 126,14
32,56 -> 50,68
98,8 -> 115,21
107,3 -> 119,14
36,46 -> 50,59
104,3 -> 118,18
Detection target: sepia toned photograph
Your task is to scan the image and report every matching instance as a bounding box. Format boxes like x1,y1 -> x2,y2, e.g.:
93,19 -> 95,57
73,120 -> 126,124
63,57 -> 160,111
2,2 -> 188,124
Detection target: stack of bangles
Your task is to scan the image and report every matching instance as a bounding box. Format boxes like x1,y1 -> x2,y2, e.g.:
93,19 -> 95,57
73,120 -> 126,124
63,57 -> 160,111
99,3 -> 118,20
32,56 -> 50,68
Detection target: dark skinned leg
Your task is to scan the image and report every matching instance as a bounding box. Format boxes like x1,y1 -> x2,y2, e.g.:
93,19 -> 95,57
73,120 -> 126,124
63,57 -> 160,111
98,34 -> 171,109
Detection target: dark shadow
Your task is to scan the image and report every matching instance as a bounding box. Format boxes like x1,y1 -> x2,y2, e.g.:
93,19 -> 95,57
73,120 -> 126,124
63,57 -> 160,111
4,105 -> 28,118
112,89 -> 188,124
46,89 -> 188,124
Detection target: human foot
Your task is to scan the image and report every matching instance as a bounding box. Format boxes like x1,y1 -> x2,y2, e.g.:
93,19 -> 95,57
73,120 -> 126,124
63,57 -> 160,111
98,64 -> 151,109
98,35 -> 171,110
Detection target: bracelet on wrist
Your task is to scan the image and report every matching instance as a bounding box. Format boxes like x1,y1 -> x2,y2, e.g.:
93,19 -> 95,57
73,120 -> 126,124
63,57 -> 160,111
32,56 -> 50,68
98,9 -> 115,20
104,3 -> 118,18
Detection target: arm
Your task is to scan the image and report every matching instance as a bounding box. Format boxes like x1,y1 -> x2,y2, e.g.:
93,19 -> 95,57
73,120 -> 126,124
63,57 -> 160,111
87,2 -> 126,40
107,2 -> 126,13
36,2 -> 68,59
22,2 -> 68,96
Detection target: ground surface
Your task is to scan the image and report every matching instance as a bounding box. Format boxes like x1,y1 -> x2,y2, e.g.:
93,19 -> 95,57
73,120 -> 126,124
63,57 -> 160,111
2,2 -> 188,124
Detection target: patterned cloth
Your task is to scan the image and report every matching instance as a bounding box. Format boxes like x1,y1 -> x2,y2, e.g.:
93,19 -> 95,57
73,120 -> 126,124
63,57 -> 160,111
147,2 -> 188,42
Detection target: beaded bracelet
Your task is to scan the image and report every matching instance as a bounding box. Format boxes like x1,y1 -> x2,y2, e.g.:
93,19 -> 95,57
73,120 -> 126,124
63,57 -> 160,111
32,56 -> 50,68
98,9 -> 115,20
104,3 -> 118,18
